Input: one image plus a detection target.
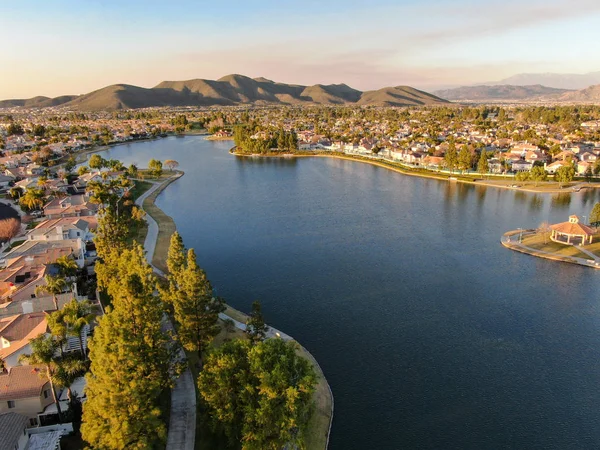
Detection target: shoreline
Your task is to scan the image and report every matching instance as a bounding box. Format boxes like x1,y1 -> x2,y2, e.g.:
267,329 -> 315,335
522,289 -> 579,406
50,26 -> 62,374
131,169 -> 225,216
501,230 -> 600,269
138,169 -> 335,449
231,150 -> 597,194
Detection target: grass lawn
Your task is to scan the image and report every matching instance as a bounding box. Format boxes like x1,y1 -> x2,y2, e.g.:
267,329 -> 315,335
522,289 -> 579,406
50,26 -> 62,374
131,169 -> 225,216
520,233 -> 593,259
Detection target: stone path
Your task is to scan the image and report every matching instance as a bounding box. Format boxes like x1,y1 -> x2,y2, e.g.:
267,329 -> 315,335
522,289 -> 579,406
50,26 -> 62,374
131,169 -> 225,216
135,177 -> 195,450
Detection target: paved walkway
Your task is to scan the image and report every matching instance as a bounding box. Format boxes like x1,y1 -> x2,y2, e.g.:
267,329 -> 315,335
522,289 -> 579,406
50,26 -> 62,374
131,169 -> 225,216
135,177 -> 195,450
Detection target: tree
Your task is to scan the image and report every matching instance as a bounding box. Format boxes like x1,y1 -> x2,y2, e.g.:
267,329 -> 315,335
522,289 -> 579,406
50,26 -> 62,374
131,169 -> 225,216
457,145 -> 471,172
63,299 -> 96,359
0,218 -> 20,242
164,159 -> 179,171
590,202 -> 600,227
444,141 -> 458,172
477,151 -> 489,175
55,255 -> 79,279
198,338 -> 317,450
77,166 -> 89,176
65,156 -> 76,172
530,166 -> 548,186
174,249 -> 225,362
555,164 -> 575,187
8,187 -> 22,200
127,164 -> 138,178
88,154 -> 106,171
148,159 -> 163,177
538,221 -> 551,244
82,272 -> 176,449
52,354 -> 86,402
36,275 -> 68,310
20,187 -> 45,211
246,300 -> 267,344
19,335 -> 64,421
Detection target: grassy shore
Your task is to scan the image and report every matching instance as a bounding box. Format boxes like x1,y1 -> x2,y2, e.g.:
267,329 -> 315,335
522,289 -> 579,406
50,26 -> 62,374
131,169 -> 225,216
140,172 -> 334,449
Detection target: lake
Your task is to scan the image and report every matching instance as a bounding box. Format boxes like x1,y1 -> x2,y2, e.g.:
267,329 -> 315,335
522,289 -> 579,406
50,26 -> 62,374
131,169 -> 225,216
94,136 -> 600,449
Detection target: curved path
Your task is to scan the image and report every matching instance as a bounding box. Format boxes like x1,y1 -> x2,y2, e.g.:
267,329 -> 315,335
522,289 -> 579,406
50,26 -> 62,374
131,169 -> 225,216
135,176 -> 196,450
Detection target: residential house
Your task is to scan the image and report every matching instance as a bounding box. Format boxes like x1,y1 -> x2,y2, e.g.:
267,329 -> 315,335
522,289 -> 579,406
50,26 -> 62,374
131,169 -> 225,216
0,313 -> 48,369
511,160 -> 533,172
27,217 -> 95,243
545,160 -> 569,174
0,365 -> 54,423
43,194 -> 98,219
0,412 -> 30,449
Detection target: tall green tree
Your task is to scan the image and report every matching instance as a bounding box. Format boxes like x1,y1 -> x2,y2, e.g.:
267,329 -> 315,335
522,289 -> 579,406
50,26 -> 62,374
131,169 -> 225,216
555,164 -> 576,187
477,151 -> 489,175
175,249 -> 225,362
457,145 -> 472,172
444,141 -> 458,172
82,271 -> 175,449
198,338 -> 317,450
246,300 -> 268,344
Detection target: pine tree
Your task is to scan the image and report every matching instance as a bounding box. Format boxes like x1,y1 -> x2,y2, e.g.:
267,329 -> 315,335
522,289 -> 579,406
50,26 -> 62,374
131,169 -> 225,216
162,231 -> 186,305
246,300 -> 268,344
198,338 -> 317,450
174,249 -> 225,360
477,151 -> 489,175
444,141 -> 458,172
458,145 -> 472,172
82,270 -> 175,449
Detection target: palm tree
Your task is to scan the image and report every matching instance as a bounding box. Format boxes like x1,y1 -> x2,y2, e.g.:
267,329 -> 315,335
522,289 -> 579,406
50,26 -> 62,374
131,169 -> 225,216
55,256 -> 78,279
19,335 -> 63,422
53,354 -> 86,402
47,309 -> 68,357
36,275 -> 68,310
20,187 -> 44,211
63,299 -> 95,360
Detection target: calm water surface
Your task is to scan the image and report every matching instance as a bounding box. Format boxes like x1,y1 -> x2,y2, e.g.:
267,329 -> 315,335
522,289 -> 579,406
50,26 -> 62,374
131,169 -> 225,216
96,137 -> 600,449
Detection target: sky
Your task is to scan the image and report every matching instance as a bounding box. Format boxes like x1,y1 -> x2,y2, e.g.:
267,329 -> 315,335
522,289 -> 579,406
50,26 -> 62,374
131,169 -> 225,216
1,0 -> 600,98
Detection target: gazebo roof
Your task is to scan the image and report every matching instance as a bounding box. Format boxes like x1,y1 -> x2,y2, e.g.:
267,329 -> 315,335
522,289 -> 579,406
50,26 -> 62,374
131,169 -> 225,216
550,215 -> 595,236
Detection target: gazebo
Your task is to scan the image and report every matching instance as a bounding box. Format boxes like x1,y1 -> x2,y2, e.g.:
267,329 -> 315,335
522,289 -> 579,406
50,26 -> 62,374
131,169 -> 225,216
550,215 -> 595,245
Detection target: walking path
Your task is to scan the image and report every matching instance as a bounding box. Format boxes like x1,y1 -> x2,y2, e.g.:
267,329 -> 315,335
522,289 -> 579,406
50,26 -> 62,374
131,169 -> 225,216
135,177 -> 195,450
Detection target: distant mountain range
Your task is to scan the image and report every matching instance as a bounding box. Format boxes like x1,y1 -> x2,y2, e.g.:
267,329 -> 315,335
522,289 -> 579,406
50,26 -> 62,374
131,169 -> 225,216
0,74 -> 449,110
482,71 -> 600,90
433,85 -> 572,101
433,83 -> 600,103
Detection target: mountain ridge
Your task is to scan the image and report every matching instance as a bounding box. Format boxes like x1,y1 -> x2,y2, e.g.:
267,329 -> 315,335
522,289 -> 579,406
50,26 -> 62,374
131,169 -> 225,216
433,84 -> 572,101
0,74 -> 449,110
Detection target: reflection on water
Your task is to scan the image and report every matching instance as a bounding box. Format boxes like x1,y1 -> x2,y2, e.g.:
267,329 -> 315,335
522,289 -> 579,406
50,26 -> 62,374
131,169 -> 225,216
551,193 -> 572,208
529,194 -> 543,211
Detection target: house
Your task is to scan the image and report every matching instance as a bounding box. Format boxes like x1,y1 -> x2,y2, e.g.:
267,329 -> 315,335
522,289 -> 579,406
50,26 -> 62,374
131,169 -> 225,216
0,365 -> 54,422
27,217 -> 96,243
0,313 -> 48,369
577,161 -> 592,175
511,160 -> 533,172
545,160 -> 569,174
0,412 -> 30,449
1,239 -> 86,269
43,194 -> 98,219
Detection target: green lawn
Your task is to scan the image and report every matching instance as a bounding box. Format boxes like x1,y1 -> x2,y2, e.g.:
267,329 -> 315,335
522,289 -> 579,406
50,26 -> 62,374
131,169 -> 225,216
520,233 -> 593,259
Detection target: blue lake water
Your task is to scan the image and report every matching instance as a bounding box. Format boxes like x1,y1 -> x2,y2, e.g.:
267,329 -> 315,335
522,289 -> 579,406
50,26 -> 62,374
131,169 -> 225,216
95,136 -> 600,449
